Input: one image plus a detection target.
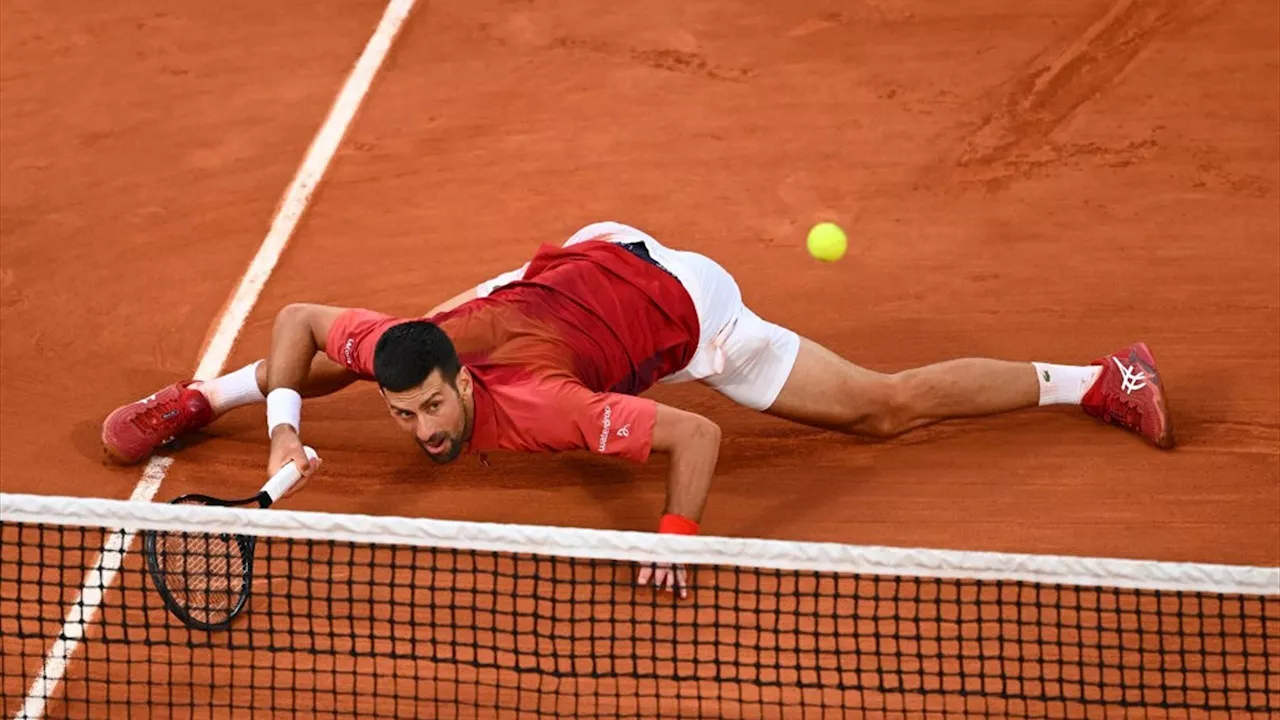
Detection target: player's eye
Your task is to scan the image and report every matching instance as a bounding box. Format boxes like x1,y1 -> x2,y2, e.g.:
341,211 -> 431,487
395,409 -> 414,419
428,402 -> 442,413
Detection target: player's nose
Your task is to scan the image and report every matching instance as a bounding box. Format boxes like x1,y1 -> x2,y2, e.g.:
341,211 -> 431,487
414,416 -> 436,442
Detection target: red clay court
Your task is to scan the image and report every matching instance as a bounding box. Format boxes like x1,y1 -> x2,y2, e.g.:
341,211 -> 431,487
1,0 -> 1277,717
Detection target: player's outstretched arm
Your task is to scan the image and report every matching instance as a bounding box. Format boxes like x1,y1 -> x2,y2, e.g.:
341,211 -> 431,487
636,404 -> 722,598
651,404 -> 723,526
264,303 -> 349,482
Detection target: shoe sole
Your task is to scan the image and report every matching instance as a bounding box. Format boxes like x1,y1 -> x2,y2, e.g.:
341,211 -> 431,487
100,401 -> 170,465
101,403 -> 150,465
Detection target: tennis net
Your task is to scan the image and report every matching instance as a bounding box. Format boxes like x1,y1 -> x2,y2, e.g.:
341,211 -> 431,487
2,492 -> 1277,719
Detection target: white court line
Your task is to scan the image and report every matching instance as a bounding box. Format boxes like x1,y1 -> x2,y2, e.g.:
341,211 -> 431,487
16,458 -> 172,720
16,0 -> 418,717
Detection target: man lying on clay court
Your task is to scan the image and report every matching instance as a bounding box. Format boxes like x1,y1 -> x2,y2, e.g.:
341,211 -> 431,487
102,221 -> 1174,594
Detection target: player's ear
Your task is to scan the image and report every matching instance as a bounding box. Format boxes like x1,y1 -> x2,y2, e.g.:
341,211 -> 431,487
454,367 -> 472,397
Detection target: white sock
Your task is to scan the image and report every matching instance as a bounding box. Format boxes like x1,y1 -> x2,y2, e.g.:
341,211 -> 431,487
195,361 -> 266,415
1032,362 -> 1102,406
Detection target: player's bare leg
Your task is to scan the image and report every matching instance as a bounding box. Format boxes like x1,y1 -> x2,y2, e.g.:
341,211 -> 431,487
764,336 -> 1173,447
765,338 -> 1044,436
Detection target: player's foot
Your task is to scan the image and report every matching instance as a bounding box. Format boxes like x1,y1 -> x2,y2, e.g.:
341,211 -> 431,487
101,381 -> 214,464
1081,342 -> 1174,449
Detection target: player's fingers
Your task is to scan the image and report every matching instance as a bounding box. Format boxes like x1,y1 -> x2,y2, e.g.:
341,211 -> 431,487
269,438 -> 306,478
636,565 -> 653,586
295,450 -> 317,476
676,567 -> 689,599
282,472 -> 311,500
652,566 -> 668,591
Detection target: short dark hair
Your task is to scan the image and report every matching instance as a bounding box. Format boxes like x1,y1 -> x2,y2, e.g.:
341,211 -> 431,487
373,321 -> 461,392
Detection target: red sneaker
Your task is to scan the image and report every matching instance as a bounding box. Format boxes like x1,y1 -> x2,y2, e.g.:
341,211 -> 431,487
101,381 -> 214,464
1081,343 -> 1174,449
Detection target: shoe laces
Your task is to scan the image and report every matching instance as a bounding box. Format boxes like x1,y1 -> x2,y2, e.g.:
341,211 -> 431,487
129,395 -> 183,434
1103,355 -> 1151,429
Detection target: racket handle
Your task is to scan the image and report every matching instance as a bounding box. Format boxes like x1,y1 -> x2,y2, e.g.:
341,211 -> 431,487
260,446 -> 319,505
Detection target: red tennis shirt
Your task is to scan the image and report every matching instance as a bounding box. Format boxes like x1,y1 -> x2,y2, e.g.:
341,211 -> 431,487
324,240 -> 700,463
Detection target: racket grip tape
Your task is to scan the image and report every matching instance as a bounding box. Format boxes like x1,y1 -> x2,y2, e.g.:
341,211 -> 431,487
261,446 -> 319,504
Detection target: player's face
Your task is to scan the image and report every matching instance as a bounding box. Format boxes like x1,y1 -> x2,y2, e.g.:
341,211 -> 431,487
381,368 -> 473,464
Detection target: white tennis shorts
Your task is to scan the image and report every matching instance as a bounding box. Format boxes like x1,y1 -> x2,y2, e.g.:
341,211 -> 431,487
477,221 -> 801,411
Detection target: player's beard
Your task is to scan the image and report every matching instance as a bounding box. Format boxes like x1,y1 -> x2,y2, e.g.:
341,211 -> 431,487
417,387 -> 473,465
419,435 -> 460,464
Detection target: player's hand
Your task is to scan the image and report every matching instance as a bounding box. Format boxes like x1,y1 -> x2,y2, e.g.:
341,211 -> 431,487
267,426 -> 321,498
636,562 -> 689,599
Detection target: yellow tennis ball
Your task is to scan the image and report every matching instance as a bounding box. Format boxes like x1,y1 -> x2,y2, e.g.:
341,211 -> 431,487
806,222 -> 847,262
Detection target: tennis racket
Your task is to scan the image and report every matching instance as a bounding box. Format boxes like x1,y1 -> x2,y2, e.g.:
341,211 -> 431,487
142,446 -> 319,631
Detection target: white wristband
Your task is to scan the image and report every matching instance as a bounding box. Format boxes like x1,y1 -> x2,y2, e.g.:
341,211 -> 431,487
266,388 -> 302,438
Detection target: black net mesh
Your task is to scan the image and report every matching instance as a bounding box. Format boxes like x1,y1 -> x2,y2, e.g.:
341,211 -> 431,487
3,519 -> 1278,719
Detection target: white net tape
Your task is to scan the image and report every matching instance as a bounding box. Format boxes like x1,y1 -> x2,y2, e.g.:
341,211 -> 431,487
3,492 -> 1277,596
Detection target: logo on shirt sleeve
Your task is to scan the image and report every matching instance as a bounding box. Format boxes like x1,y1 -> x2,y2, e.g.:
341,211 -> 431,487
597,406 -> 612,452
342,338 -> 356,368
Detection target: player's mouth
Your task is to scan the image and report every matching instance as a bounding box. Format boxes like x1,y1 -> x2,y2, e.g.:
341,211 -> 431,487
424,435 -> 450,455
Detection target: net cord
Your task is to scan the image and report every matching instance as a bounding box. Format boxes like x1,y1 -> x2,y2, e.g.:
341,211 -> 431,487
3,492 -> 1277,596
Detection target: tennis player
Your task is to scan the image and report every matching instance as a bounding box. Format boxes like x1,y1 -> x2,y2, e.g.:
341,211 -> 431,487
102,221 -> 1174,596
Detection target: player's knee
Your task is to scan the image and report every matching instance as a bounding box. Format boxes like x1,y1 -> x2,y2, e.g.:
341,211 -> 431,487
690,414 -> 722,446
275,302 -> 312,327
851,374 -> 914,439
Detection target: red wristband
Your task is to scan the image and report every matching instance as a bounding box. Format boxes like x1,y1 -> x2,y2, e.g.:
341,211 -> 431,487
658,513 -> 699,535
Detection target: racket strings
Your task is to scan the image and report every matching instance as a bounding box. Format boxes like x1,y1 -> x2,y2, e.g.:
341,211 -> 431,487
154,498 -> 249,626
